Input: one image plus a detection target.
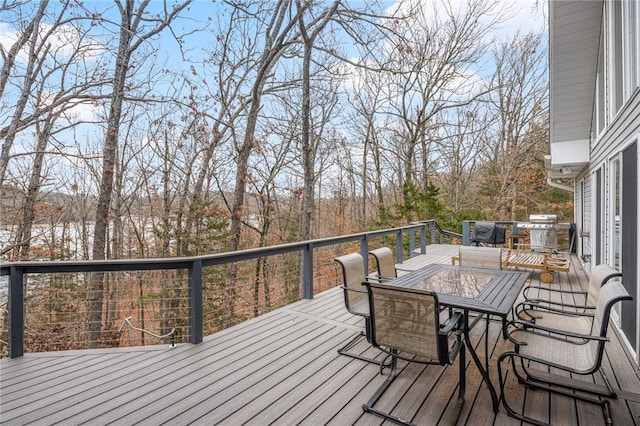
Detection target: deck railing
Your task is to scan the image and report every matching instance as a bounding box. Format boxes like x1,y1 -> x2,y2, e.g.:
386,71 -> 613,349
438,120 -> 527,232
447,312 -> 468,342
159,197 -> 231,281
1,220 -> 462,358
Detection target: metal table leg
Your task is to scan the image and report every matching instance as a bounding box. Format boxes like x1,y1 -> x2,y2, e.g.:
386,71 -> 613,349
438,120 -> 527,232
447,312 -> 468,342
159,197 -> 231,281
463,309 -> 499,412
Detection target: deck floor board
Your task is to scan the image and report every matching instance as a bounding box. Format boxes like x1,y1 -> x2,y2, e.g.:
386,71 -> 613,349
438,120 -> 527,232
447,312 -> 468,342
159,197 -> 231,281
2,244 -> 639,425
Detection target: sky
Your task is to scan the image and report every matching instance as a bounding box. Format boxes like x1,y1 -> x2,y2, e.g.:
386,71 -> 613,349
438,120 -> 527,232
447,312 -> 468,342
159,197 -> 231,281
0,0 -> 546,76
0,0 -> 548,193
0,0 -> 547,140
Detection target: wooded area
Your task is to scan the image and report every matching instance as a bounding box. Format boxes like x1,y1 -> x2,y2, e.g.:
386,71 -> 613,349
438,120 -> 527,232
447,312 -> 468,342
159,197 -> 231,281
0,0 -> 573,351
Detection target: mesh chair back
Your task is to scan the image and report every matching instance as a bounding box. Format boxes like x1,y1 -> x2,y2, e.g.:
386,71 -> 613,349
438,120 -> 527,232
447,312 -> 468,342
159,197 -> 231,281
587,264 -> 622,306
589,280 -> 632,366
335,253 -> 368,316
367,283 -> 443,362
458,246 -> 503,269
370,247 -> 397,279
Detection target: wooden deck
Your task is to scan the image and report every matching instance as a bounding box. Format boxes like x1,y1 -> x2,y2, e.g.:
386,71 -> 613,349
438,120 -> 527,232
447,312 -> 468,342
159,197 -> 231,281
2,245 -> 639,425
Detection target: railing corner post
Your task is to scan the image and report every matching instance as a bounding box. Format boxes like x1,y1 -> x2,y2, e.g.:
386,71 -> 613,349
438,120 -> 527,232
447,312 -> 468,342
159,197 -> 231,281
462,221 -> 471,246
188,260 -> 203,344
8,266 -> 24,358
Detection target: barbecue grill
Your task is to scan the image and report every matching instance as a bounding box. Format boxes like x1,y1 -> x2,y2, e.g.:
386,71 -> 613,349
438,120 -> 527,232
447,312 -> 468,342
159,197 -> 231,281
471,221 -> 506,246
519,214 -> 558,249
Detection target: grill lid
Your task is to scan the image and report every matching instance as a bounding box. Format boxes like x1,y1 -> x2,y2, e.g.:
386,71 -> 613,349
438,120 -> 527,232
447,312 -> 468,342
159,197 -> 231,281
529,214 -> 557,224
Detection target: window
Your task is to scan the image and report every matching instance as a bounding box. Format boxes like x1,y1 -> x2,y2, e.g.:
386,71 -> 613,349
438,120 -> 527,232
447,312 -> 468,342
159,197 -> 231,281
610,0 -> 640,114
597,27 -> 606,135
610,156 -> 622,270
625,0 -> 638,92
594,168 -> 603,265
612,0 -> 624,113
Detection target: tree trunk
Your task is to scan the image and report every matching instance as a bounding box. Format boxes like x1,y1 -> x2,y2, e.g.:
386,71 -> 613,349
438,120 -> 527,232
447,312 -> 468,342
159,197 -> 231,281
88,0 -> 135,348
0,0 -> 49,192
226,0 -> 300,326
15,117 -> 55,259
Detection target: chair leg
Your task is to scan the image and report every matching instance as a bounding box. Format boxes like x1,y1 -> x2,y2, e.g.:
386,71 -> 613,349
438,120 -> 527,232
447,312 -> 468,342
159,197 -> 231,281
362,346 -> 466,426
497,351 -> 552,426
498,351 -> 614,426
362,351 -> 416,425
338,320 -> 391,367
337,331 -> 381,364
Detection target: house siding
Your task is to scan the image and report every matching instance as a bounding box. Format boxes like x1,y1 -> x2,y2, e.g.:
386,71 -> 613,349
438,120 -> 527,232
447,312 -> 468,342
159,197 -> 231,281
568,0 -> 640,364
580,89 -> 639,361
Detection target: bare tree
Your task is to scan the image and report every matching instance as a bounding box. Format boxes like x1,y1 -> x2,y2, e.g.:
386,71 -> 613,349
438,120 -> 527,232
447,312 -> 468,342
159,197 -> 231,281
1,0 -> 56,191
482,32 -> 548,220
295,0 -> 339,242
2,1 -> 111,257
379,0 -> 506,212
88,0 -> 191,347
433,106 -> 491,216
347,68 -> 393,225
221,0 -> 305,326
0,1 -> 48,101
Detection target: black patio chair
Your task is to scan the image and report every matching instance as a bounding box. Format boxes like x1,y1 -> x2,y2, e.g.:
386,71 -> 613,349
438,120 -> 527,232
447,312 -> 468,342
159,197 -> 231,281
497,280 -> 632,425
457,245 -> 503,269
368,247 -> 413,282
362,282 -> 465,425
514,263 -> 622,332
335,253 -> 387,366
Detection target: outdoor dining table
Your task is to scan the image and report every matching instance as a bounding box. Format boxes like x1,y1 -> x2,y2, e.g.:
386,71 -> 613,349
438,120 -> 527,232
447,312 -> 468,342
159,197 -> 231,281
385,263 -> 529,412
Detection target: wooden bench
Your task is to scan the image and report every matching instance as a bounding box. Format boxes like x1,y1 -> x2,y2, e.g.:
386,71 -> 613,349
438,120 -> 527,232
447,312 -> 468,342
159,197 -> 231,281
503,244 -> 569,283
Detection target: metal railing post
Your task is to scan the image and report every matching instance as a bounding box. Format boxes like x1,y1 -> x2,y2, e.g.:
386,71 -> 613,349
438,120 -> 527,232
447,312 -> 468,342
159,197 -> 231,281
429,222 -> 436,245
395,231 -> 403,262
188,260 -> 203,344
420,223 -> 427,253
8,266 -> 24,358
302,243 -> 314,299
512,221 -> 520,235
361,236 -> 369,273
462,221 -> 471,246
409,229 -> 416,256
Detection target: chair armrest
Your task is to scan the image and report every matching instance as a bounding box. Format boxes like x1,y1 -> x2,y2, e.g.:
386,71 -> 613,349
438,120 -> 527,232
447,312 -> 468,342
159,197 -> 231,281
341,285 -> 368,294
515,300 -> 596,317
522,285 -> 587,300
366,274 -> 392,283
440,311 -> 463,335
506,319 -> 608,345
525,299 -> 595,312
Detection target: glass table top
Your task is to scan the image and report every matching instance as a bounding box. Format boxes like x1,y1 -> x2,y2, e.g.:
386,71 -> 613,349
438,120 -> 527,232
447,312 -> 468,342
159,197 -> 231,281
411,268 -> 498,299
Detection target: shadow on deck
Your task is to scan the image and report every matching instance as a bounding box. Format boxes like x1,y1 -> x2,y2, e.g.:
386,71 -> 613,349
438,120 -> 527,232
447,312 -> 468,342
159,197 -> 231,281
1,245 -> 639,425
